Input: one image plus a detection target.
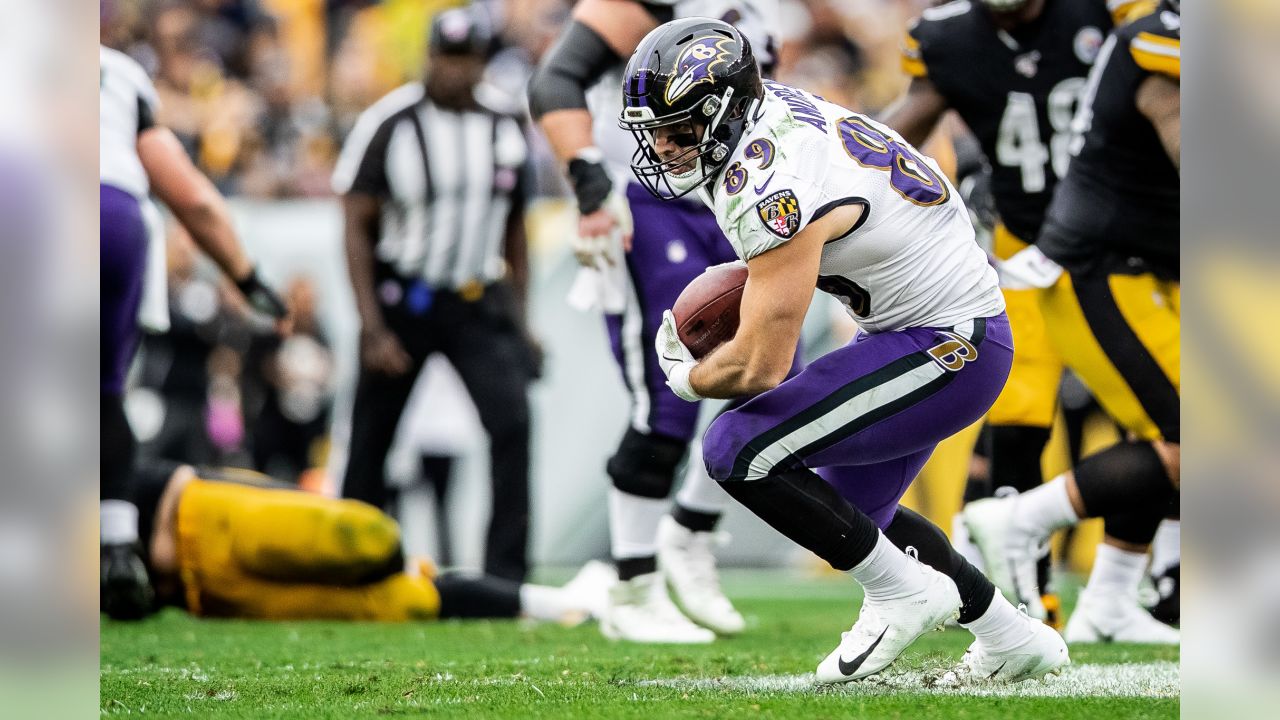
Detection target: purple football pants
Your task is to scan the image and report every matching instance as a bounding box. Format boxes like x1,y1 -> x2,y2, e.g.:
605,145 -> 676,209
703,313 -> 1014,528
604,182 -> 741,441
101,183 -> 149,396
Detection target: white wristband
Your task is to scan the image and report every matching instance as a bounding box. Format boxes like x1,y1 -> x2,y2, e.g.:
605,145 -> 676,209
574,146 -> 605,164
666,362 -> 702,402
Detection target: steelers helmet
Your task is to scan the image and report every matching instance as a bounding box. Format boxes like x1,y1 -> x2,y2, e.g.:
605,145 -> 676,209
619,17 -> 762,200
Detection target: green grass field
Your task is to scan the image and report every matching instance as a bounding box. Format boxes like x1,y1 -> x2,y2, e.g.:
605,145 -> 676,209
101,571 -> 1178,719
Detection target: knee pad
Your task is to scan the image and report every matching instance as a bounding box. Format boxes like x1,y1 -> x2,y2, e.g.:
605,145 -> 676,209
606,428 -> 686,499
1102,508 -> 1166,546
1075,441 -> 1176,518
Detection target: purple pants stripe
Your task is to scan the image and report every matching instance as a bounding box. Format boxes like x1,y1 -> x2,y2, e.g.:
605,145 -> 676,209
101,183 -> 149,396
704,313 -> 1013,528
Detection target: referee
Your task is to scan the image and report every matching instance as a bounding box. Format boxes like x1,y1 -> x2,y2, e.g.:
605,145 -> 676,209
332,8 -> 536,582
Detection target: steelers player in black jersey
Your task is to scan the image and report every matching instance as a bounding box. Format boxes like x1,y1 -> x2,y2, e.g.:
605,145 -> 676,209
968,0 -> 1181,644
881,0 -> 1146,628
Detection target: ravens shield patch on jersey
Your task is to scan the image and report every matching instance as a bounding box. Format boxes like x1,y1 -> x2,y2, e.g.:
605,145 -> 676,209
756,189 -> 801,238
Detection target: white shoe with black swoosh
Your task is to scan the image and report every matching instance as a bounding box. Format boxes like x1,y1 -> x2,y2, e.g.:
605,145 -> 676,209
816,562 -> 961,684
958,609 -> 1070,683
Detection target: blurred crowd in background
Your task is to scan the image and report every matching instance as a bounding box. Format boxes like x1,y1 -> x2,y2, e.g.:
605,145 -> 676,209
99,0 -> 943,486
99,0 -> 935,201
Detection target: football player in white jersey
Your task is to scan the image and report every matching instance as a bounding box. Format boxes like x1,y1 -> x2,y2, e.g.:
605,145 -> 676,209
100,45 -> 287,619
620,18 -> 1068,682
529,0 -> 778,644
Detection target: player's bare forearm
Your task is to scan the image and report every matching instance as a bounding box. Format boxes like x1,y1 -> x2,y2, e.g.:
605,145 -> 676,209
503,205 -> 531,328
529,0 -> 654,161
572,0 -> 660,57
689,205 -> 865,398
688,301 -> 805,398
138,126 -> 253,282
1137,74 -> 1180,170
341,193 -> 387,331
879,77 -> 949,149
538,110 -> 597,164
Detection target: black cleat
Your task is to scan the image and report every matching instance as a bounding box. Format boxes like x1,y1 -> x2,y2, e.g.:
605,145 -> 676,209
1146,564 -> 1180,626
101,543 -> 155,620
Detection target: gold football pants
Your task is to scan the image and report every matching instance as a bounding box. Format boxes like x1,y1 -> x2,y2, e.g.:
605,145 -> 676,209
988,225 -> 1066,428
1040,269 -> 1180,442
175,478 -> 440,621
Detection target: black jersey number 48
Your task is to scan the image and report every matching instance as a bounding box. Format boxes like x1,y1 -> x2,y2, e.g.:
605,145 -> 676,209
995,78 -> 1087,193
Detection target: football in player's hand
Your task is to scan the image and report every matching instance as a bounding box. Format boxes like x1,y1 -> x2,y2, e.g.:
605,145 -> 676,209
672,261 -> 748,359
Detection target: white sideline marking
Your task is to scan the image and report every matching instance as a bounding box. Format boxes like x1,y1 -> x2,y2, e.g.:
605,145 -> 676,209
637,661 -> 1179,698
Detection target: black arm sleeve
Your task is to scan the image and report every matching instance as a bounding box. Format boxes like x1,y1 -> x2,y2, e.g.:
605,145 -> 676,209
527,20 -> 623,120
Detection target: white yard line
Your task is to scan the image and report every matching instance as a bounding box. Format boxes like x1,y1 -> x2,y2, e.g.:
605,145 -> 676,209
637,661 -> 1180,698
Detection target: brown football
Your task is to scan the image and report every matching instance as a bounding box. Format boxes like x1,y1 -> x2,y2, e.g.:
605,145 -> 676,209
672,262 -> 749,359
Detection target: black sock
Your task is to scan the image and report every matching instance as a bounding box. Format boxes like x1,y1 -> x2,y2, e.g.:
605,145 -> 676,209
885,507 -> 995,624
988,425 -> 1050,495
101,392 -> 138,504
1075,442 -> 1175,517
616,556 -> 657,580
718,468 -> 879,571
671,503 -> 720,533
435,574 -> 522,619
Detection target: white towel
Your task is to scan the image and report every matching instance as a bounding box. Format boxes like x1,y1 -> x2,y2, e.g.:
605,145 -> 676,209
565,192 -> 632,314
136,197 -> 170,334
567,259 -> 628,314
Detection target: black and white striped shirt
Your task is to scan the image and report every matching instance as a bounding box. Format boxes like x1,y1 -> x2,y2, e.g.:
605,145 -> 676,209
332,83 -> 528,290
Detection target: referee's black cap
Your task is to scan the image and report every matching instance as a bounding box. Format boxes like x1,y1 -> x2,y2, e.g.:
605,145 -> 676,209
429,6 -> 496,57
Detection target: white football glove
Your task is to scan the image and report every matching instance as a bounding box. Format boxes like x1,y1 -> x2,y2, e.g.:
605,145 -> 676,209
571,191 -> 633,267
998,245 -> 1064,290
655,310 -> 702,402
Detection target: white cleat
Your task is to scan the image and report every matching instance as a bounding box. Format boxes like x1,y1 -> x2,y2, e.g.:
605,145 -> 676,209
963,497 -> 1046,620
561,560 -> 618,621
959,611 -> 1070,683
657,515 -> 746,635
1064,588 -> 1181,645
816,562 -> 961,684
600,571 -> 716,644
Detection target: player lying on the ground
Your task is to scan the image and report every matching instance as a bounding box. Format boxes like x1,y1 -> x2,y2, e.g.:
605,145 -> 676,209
620,18 -> 1067,684
122,460 -> 611,623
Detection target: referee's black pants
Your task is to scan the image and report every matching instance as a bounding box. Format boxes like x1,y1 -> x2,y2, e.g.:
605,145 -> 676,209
342,281 -> 534,582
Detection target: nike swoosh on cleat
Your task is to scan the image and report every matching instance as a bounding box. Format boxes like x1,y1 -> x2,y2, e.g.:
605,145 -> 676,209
753,172 -> 775,195
987,661 -> 1008,680
837,627 -> 889,677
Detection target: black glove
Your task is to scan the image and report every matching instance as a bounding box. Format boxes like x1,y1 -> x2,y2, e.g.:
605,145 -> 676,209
567,155 -> 612,216
235,268 -> 288,320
